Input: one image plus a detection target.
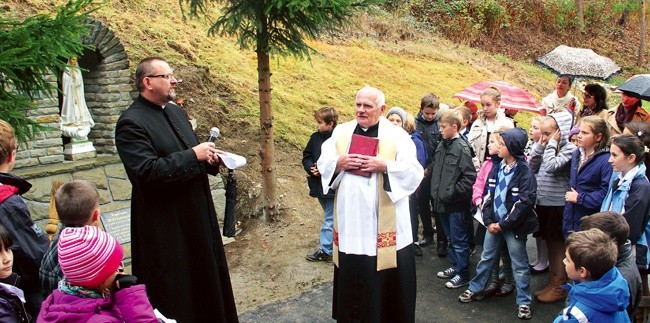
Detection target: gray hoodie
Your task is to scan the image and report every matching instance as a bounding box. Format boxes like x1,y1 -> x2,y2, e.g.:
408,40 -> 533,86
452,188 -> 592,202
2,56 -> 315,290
528,111 -> 576,206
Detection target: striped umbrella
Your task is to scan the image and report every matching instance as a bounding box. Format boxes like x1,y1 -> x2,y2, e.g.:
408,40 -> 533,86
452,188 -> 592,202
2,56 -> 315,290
453,80 -> 545,115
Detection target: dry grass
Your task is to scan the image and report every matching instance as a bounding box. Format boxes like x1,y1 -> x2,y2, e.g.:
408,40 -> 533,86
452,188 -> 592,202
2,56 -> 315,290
6,0 -> 561,149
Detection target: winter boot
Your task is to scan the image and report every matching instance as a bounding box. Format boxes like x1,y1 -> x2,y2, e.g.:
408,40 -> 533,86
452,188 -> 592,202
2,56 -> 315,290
535,274 -> 567,303
533,272 -> 553,297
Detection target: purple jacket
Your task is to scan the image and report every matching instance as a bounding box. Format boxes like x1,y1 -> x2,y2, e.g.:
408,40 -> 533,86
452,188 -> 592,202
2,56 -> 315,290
37,285 -> 158,322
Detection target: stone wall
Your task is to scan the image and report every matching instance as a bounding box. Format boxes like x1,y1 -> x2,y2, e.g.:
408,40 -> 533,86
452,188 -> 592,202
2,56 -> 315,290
14,19 -> 132,168
14,157 -> 228,263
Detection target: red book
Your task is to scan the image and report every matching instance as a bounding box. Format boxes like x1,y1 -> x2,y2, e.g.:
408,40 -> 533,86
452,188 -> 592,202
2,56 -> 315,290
348,134 -> 379,177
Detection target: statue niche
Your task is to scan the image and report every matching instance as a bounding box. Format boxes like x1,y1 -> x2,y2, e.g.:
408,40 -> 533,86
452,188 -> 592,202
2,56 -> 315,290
60,57 -> 96,160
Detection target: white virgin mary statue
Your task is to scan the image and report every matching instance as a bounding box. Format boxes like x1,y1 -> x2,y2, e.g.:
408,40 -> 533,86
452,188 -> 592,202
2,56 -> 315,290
61,57 -> 95,141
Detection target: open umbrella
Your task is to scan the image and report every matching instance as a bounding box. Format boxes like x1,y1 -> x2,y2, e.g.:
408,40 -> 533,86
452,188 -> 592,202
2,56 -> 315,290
616,74 -> 650,101
536,45 -> 621,80
453,80 -> 545,114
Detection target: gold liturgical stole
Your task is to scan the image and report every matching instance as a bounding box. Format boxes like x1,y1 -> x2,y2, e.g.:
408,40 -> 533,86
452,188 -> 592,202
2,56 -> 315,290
333,121 -> 397,271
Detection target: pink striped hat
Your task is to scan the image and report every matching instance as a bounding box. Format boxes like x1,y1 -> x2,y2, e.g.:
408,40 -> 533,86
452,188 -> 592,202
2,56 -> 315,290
57,226 -> 123,288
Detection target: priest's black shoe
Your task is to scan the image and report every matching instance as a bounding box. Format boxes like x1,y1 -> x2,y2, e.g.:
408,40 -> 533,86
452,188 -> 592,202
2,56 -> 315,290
306,249 -> 332,262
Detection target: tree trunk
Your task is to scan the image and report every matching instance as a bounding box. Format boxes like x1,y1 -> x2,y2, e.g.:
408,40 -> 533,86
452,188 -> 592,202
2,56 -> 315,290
576,0 -> 584,33
640,0 -> 647,66
257,17 -> 278,222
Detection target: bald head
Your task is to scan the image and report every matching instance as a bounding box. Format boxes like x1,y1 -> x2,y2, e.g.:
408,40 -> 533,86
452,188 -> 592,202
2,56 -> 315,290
355,86 -> 386,128
135,57 -> 177,106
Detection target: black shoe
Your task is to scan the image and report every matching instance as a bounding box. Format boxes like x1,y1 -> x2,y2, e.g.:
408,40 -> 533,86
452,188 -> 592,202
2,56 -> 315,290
414,243 -> 423,257
436,241 -> 447,258
418,237 -> 434,247
306,249 -> 332,262
529,265 -> 549,275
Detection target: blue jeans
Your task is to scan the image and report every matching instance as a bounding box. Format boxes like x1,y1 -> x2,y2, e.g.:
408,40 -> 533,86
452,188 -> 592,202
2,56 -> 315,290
468,230 -> 531,305
318,197 -> 334,256
438,211 -> 470,280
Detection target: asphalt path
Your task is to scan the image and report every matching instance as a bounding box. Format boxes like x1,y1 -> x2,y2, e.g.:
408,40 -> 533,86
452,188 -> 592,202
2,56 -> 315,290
240,235 -> 565,322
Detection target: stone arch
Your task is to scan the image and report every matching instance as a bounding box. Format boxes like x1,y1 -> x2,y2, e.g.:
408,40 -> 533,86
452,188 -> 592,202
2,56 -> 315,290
78,19 -> 133,155
15,19 -> 132,168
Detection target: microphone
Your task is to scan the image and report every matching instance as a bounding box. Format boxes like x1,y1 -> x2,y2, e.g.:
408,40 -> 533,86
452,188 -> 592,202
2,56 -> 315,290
208,127 -> 220,142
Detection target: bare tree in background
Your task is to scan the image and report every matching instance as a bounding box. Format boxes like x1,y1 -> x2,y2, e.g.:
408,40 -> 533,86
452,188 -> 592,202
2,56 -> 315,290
576,0 -> 585,33
640,0 -> 647,66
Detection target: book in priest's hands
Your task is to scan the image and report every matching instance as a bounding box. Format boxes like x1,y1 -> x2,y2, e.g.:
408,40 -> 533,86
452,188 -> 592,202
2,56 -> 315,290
347,134 -> 379,178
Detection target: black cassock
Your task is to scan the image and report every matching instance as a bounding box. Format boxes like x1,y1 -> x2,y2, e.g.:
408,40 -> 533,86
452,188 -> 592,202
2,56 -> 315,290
116,96 -> 238,323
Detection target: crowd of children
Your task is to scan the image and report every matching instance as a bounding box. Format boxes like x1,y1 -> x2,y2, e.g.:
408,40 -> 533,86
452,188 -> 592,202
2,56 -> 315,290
300,77 -> 650,321
2,74 -> 650,321
0,120 -> 159,321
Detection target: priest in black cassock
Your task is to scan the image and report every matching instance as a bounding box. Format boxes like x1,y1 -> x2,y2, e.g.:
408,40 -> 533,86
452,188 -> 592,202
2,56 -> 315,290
115,57 -> 238,323
318,85 -> 424,322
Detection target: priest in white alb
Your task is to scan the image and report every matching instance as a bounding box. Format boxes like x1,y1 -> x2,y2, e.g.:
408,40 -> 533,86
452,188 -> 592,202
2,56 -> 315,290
318,85 -> 423,322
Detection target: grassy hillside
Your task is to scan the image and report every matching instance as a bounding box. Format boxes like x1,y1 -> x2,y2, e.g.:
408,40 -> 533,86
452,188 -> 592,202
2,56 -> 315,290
7,0 -> 565,149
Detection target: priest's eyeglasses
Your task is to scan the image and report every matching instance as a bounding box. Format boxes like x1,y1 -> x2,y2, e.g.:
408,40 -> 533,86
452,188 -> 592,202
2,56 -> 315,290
147,74 -> 176,80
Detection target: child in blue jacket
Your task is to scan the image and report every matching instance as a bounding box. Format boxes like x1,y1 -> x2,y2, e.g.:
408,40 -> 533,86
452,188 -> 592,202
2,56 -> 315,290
458,127 -> 538,320
563,115 -> 612,237
554,228 -> 630,322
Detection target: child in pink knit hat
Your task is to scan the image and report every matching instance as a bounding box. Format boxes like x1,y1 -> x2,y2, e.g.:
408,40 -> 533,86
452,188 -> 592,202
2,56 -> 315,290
37,226 -> 158,322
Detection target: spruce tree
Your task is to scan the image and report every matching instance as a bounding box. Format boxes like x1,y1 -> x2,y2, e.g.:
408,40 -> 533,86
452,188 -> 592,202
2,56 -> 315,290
184,0 -> 378,220
0,0 -> 98,142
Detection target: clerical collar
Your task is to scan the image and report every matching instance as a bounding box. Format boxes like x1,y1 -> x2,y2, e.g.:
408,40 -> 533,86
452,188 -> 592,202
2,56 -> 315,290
354,122 -> 379,137
137,95 -> 167,110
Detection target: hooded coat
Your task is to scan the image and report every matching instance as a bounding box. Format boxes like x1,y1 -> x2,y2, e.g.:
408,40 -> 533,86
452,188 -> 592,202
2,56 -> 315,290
481,128 -> 539,239
0,173 -> 48,318
554,267 -> 630,323
528,111 -> 575,206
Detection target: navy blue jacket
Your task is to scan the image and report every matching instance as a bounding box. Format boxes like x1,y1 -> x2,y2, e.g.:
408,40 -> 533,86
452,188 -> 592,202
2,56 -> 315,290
415,111 -> 441,173
562,149 -> 612,237
481,128 -> 538,239
482,159 -> 539,239
410,131 -> 428,167
302,130 -> 334,198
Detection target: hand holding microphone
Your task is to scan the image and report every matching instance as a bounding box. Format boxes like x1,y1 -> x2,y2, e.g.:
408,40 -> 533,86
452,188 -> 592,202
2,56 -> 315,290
192,126 -> 221,162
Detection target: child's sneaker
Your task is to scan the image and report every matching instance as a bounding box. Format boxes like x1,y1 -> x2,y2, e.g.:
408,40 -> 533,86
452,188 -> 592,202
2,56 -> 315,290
517,305 -> 532,320
458,289 -> 484,303
437,267 -> 456,279
445,275 -> 469,289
